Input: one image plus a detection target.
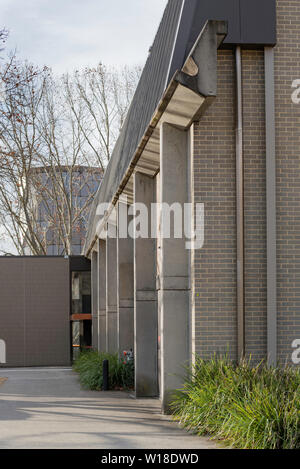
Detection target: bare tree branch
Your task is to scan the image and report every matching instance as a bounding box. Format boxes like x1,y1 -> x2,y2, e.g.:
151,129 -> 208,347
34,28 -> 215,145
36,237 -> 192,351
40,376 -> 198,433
0,53 -> 140,255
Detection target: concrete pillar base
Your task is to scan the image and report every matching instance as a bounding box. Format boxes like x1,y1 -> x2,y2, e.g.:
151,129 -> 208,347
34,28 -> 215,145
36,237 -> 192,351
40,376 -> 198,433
159,123 -> 190,414
106,229 -> 118,354
98,239 -> 106,353
99,310 -> 106,353
117,203 -> 134,356
135,297 -> 158,397
118,305 -> 134,354
160,289 -> 189,412
107,310 -> 118,354
91,250 -> 98,350
134,172 -> 158,397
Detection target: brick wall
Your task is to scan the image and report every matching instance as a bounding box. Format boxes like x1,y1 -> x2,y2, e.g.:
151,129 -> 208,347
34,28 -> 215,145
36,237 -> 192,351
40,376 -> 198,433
0,257 -> 71,367
193,1 -> 300,366
193,50 -> 237,361
193,50 -> 268,364
275,0 -> 300,365
242,50 -> 267,363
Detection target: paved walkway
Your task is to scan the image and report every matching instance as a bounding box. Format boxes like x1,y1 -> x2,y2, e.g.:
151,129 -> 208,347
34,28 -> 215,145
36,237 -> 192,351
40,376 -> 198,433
0,367 -> 218,449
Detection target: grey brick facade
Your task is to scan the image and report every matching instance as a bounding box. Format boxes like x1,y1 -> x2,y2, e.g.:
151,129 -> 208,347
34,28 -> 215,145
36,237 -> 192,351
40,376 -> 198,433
275,0 -> 300,365
193,1 -> 300,366
193,51 -> 238,361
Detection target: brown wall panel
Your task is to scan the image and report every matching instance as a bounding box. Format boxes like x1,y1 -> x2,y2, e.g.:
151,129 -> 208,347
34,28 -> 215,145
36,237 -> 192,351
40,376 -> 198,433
0,258 -> 25,367
0,257 -> 70,367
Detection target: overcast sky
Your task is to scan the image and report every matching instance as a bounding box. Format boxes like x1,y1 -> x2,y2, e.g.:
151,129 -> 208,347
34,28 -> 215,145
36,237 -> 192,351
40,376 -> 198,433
1,0 -> 168,74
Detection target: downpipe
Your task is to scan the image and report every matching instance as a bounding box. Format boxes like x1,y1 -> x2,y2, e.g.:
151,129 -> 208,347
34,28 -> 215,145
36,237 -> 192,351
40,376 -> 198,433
235,46 -> 245,361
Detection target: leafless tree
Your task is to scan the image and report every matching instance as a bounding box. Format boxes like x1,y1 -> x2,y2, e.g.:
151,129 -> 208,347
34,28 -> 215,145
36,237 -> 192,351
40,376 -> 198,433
0,29 -> 42,99
0,55 -> 140,255
64,63 -> 141,169
0,59 -> 49,255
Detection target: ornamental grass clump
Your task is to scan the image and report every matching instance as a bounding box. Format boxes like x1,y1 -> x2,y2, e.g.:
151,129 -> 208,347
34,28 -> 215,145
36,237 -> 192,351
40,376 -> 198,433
73,350 -> 134,391
170,356 -> 300,449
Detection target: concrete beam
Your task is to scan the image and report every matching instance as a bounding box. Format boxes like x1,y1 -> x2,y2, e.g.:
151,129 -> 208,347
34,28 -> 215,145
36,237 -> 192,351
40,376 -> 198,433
117,202 -> 134,356
106,224 -> 118,354
177,20 -> 227,99
134,172 -> 158,397
97,238 -> 106,353
159,123 -> 190,413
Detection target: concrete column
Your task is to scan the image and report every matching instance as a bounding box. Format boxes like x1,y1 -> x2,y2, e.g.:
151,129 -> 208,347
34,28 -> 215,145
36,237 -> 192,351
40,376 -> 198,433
117,202 -> 134,355
91,249 -> 98,350
134,172 -> 158,397
159,123 -> 190,412
106,224 -> 118,353
97,238 -> 106,353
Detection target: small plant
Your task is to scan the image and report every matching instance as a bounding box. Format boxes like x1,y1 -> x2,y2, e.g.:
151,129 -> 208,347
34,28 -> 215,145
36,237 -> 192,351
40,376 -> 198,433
171,356 -> 300,449
73,350 -> 134,391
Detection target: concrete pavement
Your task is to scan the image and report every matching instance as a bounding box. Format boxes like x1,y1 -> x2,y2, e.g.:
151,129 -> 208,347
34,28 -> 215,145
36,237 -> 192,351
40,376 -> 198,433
0,367 -> 218,449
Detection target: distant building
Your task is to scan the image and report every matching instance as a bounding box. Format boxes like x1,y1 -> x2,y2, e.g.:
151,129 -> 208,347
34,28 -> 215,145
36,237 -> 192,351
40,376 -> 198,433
25,166 -> 102,255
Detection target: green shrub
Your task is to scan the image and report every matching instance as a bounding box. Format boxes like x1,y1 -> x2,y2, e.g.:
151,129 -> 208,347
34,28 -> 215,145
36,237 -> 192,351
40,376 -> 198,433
171,356 -> 300,449
73,350 -> 134,391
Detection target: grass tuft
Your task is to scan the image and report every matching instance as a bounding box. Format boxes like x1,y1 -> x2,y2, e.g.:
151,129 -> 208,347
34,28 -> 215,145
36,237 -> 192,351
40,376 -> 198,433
170,356 -> 300,449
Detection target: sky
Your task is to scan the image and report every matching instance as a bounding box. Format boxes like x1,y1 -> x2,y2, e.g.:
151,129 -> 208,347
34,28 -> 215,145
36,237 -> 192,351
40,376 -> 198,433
1,0 -> 168,74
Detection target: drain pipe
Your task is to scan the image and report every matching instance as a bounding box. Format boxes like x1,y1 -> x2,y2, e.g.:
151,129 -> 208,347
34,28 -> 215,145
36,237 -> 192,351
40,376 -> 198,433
235,46 -> 245,361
